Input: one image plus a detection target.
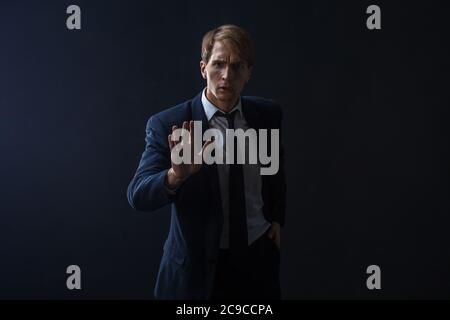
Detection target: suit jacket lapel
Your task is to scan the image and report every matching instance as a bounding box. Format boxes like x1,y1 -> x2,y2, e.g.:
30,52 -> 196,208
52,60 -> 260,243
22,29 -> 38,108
241,97 -> 262,131
190,92 -> 267,216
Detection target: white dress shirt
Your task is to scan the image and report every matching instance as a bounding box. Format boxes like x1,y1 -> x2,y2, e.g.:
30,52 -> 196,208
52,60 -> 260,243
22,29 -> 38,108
201,88 -> 271,248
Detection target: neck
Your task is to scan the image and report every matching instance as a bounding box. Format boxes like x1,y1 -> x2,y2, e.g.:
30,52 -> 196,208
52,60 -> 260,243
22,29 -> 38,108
206,88 -> 238,113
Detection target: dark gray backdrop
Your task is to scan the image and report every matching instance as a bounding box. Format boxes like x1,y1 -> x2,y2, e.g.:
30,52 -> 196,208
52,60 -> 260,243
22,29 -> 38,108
0,0 -> 449,299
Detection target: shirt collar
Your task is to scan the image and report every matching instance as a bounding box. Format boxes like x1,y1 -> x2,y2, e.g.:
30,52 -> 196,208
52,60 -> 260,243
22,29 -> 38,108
201,87 -> 243,121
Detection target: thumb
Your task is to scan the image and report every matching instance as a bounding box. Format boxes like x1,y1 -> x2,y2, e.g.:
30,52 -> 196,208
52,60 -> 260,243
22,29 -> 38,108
267,227 -> 275,239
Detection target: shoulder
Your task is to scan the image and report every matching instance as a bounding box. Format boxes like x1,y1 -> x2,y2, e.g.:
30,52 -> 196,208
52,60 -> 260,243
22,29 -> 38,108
242,95 -> 283,118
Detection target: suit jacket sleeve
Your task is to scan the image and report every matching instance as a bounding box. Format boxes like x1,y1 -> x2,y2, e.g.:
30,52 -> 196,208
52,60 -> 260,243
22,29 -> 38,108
271,104 -> 287,227
127,115 -> 178,212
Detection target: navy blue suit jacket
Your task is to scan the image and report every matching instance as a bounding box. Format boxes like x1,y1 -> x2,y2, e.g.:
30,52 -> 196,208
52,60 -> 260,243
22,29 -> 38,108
127,90 -> 286,299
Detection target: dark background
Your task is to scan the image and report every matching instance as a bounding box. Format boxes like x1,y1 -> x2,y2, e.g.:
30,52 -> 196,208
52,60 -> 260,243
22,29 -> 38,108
0,0 -> 449,299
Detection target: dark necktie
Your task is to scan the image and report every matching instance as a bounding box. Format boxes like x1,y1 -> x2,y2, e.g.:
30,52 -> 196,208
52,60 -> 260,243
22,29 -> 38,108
215,109 -> 248,257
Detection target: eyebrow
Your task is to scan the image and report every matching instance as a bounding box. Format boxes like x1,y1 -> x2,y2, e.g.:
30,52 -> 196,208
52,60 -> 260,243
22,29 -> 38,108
211,59 -> 243,65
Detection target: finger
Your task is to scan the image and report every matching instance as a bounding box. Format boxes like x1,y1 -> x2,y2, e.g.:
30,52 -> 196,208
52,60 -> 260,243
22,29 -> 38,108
170,132 -> 181,146
168,134 -> 173,149
177,122 -> 185,147
182,121 -> 189,131
196,139 -> 214,165
189,120 -> 194,143
170,134 -> 177,149
170,126 -> 182,146
271,226 -> 279,239
200,138 -> 214,154
189,120 -> 195,162
181,121 -> 189,146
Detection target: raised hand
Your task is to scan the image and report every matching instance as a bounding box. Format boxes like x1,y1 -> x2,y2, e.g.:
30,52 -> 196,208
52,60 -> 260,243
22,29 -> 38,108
165,120 -> 213,189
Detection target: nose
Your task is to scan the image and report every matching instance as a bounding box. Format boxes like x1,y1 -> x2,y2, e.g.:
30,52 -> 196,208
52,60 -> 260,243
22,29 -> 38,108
221,65 -> 232,81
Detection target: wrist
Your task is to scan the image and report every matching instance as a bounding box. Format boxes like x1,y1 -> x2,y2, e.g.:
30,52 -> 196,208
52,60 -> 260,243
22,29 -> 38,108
166,168 -> 185,189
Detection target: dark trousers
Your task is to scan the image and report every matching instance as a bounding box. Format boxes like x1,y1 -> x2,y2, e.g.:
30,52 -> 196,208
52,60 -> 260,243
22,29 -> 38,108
211,228 -> 281,300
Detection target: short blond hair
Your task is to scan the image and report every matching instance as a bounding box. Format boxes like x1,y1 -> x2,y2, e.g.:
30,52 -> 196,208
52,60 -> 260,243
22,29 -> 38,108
201,24 -> 255,68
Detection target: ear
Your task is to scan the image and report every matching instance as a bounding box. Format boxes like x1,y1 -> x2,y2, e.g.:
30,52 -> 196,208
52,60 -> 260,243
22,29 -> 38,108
200,60 -> 207,80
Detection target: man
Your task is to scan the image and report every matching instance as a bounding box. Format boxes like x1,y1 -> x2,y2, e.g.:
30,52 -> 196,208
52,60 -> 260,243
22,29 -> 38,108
127,25 -> 286,300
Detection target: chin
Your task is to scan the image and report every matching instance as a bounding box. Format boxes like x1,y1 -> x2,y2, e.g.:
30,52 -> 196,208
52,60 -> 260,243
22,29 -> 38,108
218,95 -> 235,103
216,90 -> 234,98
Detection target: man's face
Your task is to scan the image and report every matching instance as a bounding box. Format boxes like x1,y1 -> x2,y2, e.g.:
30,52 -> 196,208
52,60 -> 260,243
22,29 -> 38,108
200,40 -> 252,107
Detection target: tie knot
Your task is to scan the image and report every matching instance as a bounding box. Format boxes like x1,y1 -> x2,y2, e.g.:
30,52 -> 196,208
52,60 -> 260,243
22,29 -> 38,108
215,109 -> 239,129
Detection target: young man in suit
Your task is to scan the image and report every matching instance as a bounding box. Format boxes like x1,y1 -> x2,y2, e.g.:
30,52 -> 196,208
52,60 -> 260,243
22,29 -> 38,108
127,24 -> 286,300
